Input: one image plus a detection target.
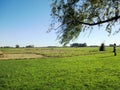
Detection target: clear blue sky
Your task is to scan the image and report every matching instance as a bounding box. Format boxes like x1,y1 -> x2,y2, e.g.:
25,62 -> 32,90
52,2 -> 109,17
0,0 -> 120,47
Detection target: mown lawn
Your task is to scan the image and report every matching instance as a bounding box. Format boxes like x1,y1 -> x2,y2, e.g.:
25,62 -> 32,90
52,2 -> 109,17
0,47 -> 120,90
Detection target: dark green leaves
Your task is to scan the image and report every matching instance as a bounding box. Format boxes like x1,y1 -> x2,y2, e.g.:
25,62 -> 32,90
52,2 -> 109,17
50,0 -> 120,45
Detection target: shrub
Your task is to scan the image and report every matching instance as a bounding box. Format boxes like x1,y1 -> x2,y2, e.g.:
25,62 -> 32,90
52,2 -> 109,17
99,43 -> 105,51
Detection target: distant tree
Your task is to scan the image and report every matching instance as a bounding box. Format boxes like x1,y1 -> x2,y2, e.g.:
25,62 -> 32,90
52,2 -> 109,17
99,43 -> 105,51
70,43 -> 87,47
4,46 -> 11,48
109,44 -> 114,47
15,45 -> 20,48
26,45 -> 34,48
50,0 -> 120,45
82,43 -> 87,47
70,43 -> 79,47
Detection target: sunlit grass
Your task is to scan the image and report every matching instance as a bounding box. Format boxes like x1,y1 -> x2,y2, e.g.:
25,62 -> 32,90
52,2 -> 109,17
0,47 -> 120,90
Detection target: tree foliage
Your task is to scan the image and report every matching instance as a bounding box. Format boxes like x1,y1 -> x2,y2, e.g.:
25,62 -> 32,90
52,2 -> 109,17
50,0 -> 120,45
15,45 -> 20,48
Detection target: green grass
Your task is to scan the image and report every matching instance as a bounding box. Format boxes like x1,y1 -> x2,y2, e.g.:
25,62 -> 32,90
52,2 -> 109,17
0,47 -> 120,90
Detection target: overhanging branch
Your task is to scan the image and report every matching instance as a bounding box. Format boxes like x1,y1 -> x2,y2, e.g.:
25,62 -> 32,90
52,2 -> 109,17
77,15 -> 120,26
54,16 -> 120,30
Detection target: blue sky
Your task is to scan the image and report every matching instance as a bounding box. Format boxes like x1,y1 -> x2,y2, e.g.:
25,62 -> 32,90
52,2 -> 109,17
0,0 -> 120,47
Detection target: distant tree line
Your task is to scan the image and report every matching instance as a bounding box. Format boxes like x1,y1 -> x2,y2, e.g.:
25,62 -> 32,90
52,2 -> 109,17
0,43 -> 120,48
70,43 -> 87,47
109,44 -> 118,47
15,45 -> 34,48
25,45 -> 34,48
0,45 -> 34,48
0,46 -> 13,48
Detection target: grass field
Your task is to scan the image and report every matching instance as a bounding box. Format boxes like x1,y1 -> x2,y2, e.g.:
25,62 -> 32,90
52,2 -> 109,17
0,47 -> 120,90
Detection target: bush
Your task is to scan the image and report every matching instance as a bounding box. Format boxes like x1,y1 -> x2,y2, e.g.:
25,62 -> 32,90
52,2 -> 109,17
99,43 -> 105,51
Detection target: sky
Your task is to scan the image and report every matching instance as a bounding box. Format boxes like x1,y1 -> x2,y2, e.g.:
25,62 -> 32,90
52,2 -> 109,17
0,0 -> 120,47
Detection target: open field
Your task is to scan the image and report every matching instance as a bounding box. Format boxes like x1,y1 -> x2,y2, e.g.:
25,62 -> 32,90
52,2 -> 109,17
0,47 -> 120,90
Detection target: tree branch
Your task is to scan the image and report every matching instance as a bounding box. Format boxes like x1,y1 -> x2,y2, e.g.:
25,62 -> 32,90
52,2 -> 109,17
54,16 -> 120,30
77,15 -> 120,26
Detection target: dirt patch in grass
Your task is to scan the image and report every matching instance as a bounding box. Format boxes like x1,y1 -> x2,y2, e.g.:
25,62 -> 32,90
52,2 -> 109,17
0,54 -> 44,60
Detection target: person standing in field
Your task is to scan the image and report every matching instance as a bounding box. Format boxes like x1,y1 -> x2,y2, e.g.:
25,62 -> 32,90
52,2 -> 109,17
113,43 -> 117,56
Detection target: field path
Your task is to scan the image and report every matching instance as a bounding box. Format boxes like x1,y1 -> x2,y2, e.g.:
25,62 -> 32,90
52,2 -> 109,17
0,54 -> 44,60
